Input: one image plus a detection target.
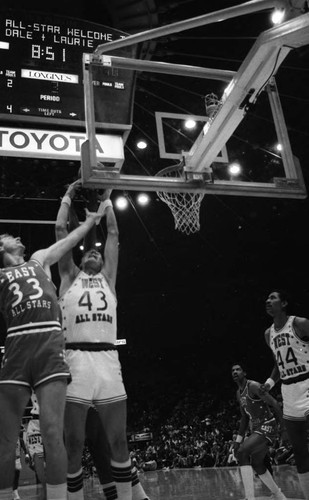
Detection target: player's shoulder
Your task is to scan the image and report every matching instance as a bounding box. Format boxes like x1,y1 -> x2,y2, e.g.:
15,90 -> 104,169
248,379 -> 260,390
293,316 -> 309,339
294,315 -> 308,325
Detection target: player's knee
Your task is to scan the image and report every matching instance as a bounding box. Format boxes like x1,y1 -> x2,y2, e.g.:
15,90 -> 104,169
251,460 -> 266,475
41,421 -> 64,449
236,446 -> 248,463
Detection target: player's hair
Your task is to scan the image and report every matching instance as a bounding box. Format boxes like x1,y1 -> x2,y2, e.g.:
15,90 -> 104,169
231,362 -> 246,373
269,288 -> 291,311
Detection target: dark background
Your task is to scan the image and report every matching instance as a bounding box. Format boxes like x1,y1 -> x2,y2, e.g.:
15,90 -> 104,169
0,0 -> 309,400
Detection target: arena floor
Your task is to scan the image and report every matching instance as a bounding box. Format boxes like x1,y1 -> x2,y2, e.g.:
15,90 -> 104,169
18,464 -> 304,500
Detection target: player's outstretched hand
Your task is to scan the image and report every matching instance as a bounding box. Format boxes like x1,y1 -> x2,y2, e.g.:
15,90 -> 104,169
65,179 -> 82,199
97,188 -> 112,202
85,208 -> 103,225
258,382 -> 271,395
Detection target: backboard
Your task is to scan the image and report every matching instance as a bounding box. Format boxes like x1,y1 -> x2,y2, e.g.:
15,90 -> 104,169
80,1 -> 309,200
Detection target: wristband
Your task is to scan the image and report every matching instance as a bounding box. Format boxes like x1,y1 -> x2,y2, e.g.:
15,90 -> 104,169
265,378 -> 275,389
61,195 -> 71,207
235,435 -> 243,443
96,199 -> 112,224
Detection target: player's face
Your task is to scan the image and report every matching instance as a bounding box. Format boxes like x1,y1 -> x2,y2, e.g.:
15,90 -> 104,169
81,249 -> 103,272
265,291 -> 285,317
0,234 -> 25,254
231,365 -> 245,382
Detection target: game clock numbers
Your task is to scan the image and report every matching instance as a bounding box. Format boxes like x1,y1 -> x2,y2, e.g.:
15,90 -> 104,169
0,9 -> 137,127
31,44 -> 66,62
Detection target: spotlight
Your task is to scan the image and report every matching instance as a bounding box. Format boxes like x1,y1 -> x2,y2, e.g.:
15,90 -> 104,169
184,119 -> 196,130
137,193 -> 150,206
228,163 -> 241,176
271,8 -> 285,25
115,196 -> 129,210
137,140 -> 147,150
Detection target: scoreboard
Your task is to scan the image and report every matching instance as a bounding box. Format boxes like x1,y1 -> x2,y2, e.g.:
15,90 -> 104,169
0,9 -> 136,129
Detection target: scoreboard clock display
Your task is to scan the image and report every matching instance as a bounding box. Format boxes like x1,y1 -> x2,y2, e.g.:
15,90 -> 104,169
0,9 -> 136,129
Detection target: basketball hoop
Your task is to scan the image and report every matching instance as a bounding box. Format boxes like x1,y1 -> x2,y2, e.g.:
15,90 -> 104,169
155,162 -> 205,235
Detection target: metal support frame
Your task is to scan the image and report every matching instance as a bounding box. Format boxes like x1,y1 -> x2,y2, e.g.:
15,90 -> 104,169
93,0 -> 285,56
81,0 -> 308,198
184,13 -> 309,173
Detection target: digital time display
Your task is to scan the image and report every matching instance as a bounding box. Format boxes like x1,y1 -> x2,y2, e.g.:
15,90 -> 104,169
0,9 -> 136,129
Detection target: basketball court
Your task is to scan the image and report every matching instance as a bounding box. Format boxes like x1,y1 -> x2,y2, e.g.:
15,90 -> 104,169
17,465 -> 304,500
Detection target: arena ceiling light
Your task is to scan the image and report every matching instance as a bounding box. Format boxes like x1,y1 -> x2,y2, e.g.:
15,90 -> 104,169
136,193 -> 150,206
137,140 -> 148,149
271,8 -> 285,24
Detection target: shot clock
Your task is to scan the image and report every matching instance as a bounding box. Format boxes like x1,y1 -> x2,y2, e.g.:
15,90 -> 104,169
0,9 -> 136,129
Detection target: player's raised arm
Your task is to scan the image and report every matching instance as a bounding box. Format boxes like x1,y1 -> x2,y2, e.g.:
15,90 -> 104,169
98,190 -> 119,293
33,208 -> 102,270
55,181 -> 82,283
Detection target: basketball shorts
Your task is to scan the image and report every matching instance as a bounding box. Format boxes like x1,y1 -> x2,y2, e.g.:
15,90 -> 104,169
281,379 -> 309,420
253,417 -> 277,444
65,349 -> 127,405
0,330 -> 71,388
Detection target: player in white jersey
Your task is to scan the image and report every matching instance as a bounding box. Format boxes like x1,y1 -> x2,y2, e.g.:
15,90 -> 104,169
55,181 -> 132,500
24,393 -> 46,500
262,289 -> 309,500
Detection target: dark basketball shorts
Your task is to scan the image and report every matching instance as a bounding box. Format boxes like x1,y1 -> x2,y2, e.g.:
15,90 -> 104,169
253,417 -> 277,445
0,330 -> 71,388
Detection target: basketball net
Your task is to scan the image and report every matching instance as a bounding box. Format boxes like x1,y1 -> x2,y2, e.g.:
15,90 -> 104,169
155,162 -> 205,235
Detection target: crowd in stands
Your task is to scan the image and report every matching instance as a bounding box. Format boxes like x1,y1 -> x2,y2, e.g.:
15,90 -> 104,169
82,380 -> 295,475
126,389 -> 295,472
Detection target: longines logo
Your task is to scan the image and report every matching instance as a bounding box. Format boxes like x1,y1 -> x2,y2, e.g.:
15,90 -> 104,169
21,69 -> 79,84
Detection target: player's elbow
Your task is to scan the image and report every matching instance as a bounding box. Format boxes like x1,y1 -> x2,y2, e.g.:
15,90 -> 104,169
55,222 -> 68,240
108,226 -> 119,238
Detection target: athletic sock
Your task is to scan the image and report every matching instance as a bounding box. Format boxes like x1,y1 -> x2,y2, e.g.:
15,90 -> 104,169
298,471 -> 309,500
240,465 -> 254,499
102,482 -> 118,500
111,459 -> 132,500
46,483 -> 67,500
67,468 -> 84,500
131,466 -> 149,500
258,469 -> 281,494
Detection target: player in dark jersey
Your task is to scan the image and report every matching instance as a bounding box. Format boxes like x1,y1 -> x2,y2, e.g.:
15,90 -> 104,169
0,207 -> 102,500
262,289 -> 309,500
232,363 -> 287,500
